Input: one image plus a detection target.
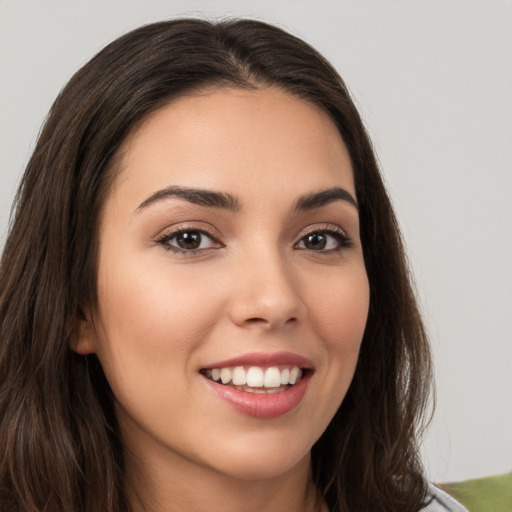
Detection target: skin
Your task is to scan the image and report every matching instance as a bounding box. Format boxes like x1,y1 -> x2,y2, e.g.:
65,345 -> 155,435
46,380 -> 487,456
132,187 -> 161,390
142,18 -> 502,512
76,87 -> 370,512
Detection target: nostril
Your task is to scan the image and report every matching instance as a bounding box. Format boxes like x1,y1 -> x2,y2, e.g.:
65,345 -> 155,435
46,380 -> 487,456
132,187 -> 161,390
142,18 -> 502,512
246,317 -> 266,324
244,316 -> 298,327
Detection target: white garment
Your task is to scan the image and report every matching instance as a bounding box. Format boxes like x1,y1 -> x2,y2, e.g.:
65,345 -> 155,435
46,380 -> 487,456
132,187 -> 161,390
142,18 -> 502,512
421,483 -> 469,512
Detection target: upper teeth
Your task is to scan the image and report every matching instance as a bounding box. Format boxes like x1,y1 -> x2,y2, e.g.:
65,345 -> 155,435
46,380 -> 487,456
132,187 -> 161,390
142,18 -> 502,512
207,366 -> 302,388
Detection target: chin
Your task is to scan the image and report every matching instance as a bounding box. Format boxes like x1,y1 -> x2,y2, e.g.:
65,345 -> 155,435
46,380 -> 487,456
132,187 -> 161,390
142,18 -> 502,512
209,439 -> 312,482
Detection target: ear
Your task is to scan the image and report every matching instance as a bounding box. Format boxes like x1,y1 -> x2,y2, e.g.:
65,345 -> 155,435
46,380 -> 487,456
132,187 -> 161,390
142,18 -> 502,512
71,309 -> 97,355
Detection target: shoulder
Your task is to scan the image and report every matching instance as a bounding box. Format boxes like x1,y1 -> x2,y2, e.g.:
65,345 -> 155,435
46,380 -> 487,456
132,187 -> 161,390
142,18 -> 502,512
420,482 -> 469,512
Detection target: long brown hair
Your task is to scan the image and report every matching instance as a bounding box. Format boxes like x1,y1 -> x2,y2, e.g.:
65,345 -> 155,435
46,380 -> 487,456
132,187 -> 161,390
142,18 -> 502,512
0,18 -> 432,512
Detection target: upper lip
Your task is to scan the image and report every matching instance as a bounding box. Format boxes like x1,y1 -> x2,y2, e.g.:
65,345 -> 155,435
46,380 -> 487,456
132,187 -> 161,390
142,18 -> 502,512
202,351 -> 314,370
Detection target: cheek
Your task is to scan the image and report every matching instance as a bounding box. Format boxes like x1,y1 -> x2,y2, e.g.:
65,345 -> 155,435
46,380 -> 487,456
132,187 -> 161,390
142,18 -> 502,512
305,263 -> 369,408
292,264 -> 369,448
307,264 -> 370,353
98,255 -> 223,335
92,257 -> 227,385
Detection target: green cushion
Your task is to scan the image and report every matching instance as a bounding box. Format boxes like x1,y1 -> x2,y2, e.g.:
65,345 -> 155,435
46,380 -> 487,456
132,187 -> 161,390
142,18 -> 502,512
438,472 -> 511,512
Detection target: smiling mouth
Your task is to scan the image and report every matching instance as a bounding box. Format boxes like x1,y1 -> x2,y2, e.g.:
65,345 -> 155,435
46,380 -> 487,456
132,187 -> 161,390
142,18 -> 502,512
200,365 -> 309,394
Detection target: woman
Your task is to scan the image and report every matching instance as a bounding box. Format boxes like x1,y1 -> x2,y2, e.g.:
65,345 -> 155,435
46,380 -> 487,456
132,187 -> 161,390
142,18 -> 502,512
0,18 -> 466,512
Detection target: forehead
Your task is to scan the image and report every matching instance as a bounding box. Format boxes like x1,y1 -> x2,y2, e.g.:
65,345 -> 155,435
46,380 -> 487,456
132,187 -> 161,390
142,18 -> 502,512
112,87 -> 354,208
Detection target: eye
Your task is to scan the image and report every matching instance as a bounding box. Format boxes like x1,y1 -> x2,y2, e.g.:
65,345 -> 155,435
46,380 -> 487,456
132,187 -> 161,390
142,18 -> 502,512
156,228 -> 222,253
296,228 -> 352,252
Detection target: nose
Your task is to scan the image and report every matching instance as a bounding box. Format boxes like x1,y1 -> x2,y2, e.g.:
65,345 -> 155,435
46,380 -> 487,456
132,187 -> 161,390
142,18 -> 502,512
228,250 -> 306,330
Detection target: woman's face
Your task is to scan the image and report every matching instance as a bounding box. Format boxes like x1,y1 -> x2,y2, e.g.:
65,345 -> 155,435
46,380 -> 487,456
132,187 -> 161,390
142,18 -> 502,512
78,87 -> 369,482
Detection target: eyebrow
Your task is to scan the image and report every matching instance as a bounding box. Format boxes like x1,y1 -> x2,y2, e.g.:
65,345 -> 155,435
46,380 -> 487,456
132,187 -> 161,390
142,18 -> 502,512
136,185 -> 358,214
293,187 -> 358,212
137,186 -> 242,212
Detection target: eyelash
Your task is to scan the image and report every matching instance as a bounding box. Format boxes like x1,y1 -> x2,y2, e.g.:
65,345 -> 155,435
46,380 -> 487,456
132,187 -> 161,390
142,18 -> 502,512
155,225 -> 352,255
295,225 -> 353,252
155,225 -> 222,255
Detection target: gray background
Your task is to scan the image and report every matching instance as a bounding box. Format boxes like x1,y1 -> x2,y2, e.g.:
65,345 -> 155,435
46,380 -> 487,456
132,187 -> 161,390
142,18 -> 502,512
1,0 -> 511,483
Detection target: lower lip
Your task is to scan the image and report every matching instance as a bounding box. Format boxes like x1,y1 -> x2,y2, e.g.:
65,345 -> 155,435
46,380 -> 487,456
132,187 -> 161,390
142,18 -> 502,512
203,374 -> 310,419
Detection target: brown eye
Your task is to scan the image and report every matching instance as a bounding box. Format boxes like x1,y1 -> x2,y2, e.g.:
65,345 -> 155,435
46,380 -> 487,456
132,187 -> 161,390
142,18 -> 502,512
157,228 -> 221,253
175,231 -> 202,250
296,229 -> 352,252
303,233 -> 327,250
